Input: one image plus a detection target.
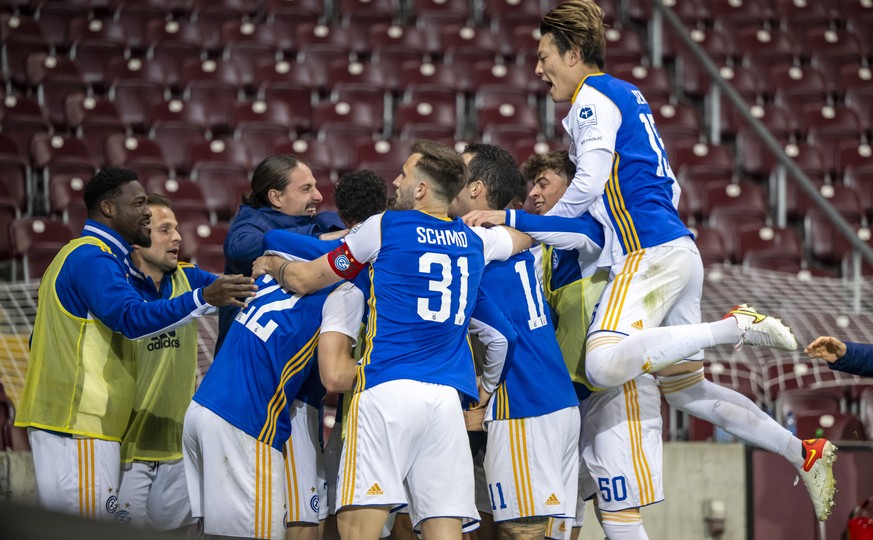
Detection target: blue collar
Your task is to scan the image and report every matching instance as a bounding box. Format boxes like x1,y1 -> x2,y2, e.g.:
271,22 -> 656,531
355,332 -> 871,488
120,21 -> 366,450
81,219 -> 143,279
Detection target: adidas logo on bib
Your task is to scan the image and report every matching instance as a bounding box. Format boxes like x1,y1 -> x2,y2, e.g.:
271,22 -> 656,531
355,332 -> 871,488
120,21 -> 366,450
545,493 -> 561,506
366,483 -> 384,496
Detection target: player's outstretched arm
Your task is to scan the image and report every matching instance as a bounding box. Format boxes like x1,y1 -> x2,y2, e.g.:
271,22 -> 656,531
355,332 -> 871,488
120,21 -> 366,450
462,209 -> 506,227
201,275 -> 258,308
805,336 -> 847,364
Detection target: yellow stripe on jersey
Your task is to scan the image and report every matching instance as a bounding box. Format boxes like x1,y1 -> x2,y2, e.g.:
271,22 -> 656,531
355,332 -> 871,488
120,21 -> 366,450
571,72 -> 606,103
601,250 -> 645,331
258,332 -> 319,446
605,153 -> 642,254
623,380 -> 654,505
357,266 -> 378,393
659,370 -> 706,394
341,392 -> 361,505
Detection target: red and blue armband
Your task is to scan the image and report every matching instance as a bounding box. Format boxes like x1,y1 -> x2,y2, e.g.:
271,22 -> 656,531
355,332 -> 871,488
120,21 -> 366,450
327,243 -> 367,280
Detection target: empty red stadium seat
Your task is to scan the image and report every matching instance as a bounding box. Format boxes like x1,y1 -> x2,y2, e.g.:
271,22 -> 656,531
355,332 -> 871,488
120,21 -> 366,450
10,217 -> 74,281
794,411 -> 866,441
178,220 -> 228,273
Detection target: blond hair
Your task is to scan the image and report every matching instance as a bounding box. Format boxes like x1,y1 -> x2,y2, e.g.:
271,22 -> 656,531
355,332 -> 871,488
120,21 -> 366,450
540,0 -> 606,70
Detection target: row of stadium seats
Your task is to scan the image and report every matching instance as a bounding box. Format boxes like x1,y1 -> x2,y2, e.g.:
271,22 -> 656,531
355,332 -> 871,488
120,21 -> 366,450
681,358 -> 873,442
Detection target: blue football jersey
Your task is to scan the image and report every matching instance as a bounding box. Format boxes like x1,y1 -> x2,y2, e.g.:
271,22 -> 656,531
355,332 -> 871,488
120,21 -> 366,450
479,251 -> 578,420
336,210 -> 511,401
193,277 -> 334,451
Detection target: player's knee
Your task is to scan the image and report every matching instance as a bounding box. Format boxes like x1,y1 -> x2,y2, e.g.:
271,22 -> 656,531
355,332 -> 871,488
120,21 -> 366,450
496,518 -> 547,540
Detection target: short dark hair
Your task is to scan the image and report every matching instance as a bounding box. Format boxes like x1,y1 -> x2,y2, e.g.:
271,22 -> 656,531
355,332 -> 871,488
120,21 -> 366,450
521,151 -> 575,185
83,168 -> 140,214
146,193 -> 172,209
244,155 -> 306,208
463,143 -> 523,210
335,170 -> 388,227
410,139 -> 467,203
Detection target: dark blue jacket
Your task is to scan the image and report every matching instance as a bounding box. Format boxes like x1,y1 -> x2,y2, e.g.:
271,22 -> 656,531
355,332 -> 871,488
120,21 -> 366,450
215,205 -> 344,353
829,341 -> 873,378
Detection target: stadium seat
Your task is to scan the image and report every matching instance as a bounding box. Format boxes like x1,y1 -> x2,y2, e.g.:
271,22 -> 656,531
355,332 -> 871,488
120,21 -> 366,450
190,5 -> 242,54
476,101 -> 539,137
806,27 -> 867,82
296,43 -> 352,91
273,139 -> 335,178
0,197 -> 18,261
191,163 -> 251,222
353,139 -> 408,173
64,94 -> 125,158
436,24 -> 499,57
444,46 -> 498,92
794,411 -> 866,441
704,181 -> 769,225
409,0 -> 470,24
843,165 -> 873,222
70,36 -> 126,93
482,0 -> 541,33
188,139 -> 250,175
369,23 -> 426,58
712,1 -> 775,33
398,123 -> 456,146
770,64 -> 832,111
708,207 -> 767,261
776,0 -> 833,45
2,14 -> 50,90
370,44 -> 426,81
115,4 -> 166,53
672,142 -> 734,180
178,220 -> 228,274
145,176 -> 211,224
603,28 -> 647,67
149,121 -> 209,175
224,42 -> 277,96
0,134 -> 30,213
312,97 -> 375,137
26,52 -> 87,130
844,86 -> 873,135
394,100 -> 457,137
742,251 -> 804,274
147,35 -> 204,93
398,61 -> 463,94
764,359 -> 842,403
802,203 -> 863,268
648,104 -> 702,149
692,226 -> 728,266
774,387 -> 844,425
610,64 -> 673,107
35,4 -> 80,53
104,134 -> 169,179
106,58 -> 168,133
327,58 -> 396,93
29,134 -> 96,177
736,28 -> 798,75
232,100 -> 295,168
10,217 -> 74,281
736,226 -> 803,263
258,80 -> 314,134
315,124 -> 373,174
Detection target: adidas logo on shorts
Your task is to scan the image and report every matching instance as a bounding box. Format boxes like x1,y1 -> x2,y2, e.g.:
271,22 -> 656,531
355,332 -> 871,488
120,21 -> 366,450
366,483 -> 384,496
545,493 -> 561,506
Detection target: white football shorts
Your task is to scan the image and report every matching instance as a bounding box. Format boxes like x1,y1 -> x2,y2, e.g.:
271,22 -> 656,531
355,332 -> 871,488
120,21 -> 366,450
284,399 -> 328,526
117,458 -> 196,530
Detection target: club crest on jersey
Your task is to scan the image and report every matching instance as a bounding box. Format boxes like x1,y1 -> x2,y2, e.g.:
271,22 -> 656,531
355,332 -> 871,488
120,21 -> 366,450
333,254 -> 351,271
577,105 -> 597,128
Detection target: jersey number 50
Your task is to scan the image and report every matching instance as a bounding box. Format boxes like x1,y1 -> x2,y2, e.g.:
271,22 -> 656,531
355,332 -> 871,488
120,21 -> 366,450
416,253 -> 469,326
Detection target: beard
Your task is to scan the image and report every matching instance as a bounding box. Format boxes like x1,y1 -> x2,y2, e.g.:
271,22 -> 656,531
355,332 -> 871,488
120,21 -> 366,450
129,225 -> 152,248
393,186 -> 415,211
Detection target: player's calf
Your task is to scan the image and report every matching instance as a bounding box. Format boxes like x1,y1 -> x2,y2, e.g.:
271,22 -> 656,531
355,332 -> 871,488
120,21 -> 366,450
496,517 -> 547,540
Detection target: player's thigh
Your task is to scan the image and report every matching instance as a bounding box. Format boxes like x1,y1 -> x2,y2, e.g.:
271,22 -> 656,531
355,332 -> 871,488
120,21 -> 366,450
579,376 -> 663,512
194,403 -> 286,539
117,461 -> 154,528
286,400 -> 324,526
147,459 -> 196,531
181,402 -> 205,520
482,407 -> 580,523
336,381 -> 421,511
590,239 -> 699,335
29,430 -> 121,521
403,382 -> 479,529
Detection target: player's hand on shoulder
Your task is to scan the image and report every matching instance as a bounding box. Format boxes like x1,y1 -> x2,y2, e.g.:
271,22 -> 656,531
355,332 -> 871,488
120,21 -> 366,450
252,254 -> 282,279
203,274 -> 257,308
463,210 -> 506,227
